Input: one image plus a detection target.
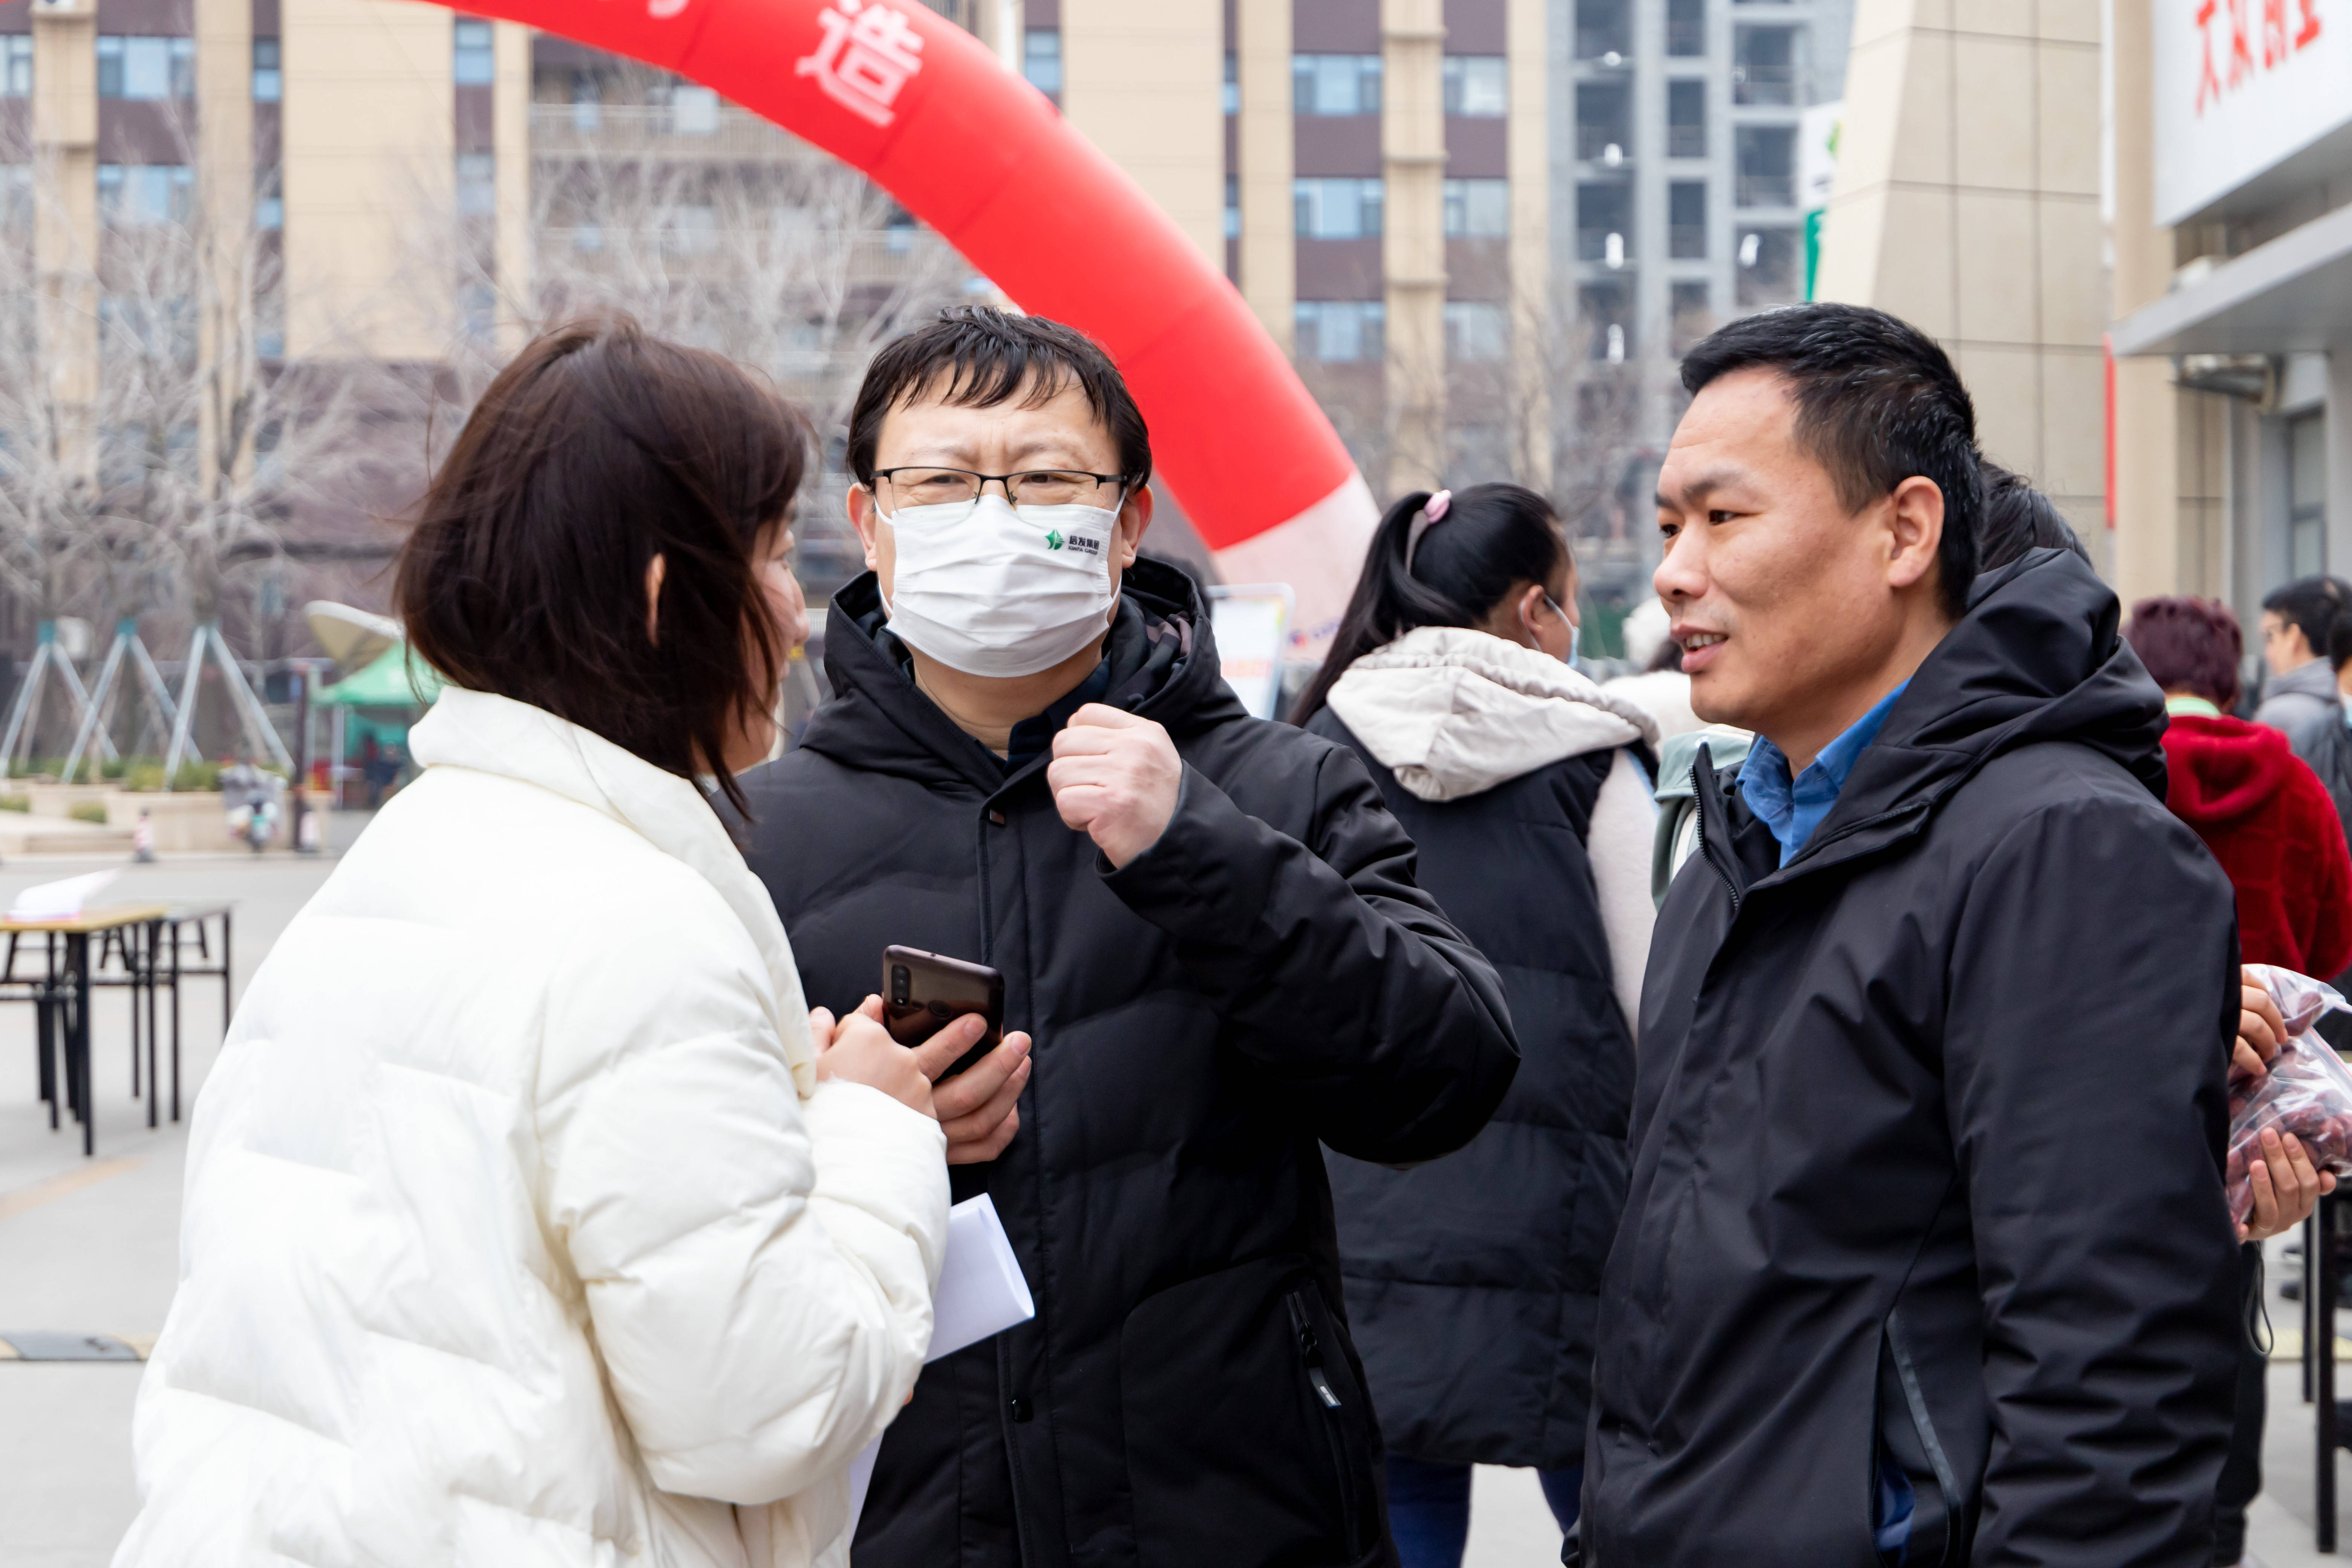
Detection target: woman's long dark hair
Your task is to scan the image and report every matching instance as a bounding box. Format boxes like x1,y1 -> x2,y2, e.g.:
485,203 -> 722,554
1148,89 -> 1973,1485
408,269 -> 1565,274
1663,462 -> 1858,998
1291,481 -> 1568,723
396,315 -> 809,818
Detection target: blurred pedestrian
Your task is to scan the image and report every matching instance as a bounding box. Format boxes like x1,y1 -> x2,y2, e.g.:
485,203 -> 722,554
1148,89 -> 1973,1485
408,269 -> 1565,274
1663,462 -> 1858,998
115,318 -> 964,1568
2255,575 -> 2350,738
1293,482 -> 1659,1566
731,307 -> 1517,1568
2125,593 -> 2348,1568
1588,303 -> 2241,1566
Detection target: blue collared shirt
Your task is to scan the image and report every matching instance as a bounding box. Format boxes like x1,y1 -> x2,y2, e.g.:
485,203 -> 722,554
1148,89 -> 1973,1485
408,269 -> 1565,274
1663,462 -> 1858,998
1737,681 -> 1911,867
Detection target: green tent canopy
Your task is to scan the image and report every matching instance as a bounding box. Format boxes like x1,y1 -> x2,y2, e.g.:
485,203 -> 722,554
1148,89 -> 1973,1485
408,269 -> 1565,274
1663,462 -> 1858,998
315,642 -> 444,708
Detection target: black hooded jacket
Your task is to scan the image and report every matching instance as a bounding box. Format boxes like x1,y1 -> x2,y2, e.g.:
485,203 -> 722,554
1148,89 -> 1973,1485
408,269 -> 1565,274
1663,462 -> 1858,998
734,560 -> 1519,1568
1584,551 -> 2243,1567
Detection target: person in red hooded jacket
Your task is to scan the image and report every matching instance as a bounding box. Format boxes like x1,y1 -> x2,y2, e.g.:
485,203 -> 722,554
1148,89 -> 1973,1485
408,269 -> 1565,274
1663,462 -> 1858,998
2127,595 -> 2352,975
2124,592 -> 2352,1568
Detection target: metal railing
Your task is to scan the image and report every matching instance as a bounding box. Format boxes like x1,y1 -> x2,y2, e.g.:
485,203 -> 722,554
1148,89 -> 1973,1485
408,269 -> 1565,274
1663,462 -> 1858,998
1668,124 -> 1704,158
1666,18 -> 1706,54
1731,63 -> 1804,106
1735,173 -> 1795,208
1575,30 -> 1632,61
1669,224 -> 1706,259
1576,125 -> 1630,161
529,103 -> 829,166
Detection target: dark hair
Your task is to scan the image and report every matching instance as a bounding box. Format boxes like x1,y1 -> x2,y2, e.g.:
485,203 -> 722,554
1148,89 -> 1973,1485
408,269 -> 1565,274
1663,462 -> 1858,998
2261,575 -> 2350,662
846,306 -> 1152,490
395,316 -> 808,818
2124,596 -> 2243,709
1679,302 -> 1981,619
2330,609 -> 2352,674
1291,482 -> 1567,722
1976,463 -> 2091,573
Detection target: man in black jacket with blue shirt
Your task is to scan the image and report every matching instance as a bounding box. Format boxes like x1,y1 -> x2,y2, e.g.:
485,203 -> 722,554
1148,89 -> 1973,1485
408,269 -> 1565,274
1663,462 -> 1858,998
1582,305 -> 2241,1566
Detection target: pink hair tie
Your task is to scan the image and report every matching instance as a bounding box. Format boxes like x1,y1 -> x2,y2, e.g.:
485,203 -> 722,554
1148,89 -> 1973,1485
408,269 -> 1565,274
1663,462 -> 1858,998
1404,490 -> 1453,575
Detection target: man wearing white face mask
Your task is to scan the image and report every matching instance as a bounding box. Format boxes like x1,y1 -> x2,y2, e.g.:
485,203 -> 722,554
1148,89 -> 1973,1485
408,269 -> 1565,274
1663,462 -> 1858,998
733,308 -> 1519,1568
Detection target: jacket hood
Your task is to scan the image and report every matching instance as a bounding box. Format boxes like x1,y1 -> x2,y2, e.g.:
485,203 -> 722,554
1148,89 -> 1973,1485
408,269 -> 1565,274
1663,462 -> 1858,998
1325,626 -> 1659,801
2159,713 -> 2301,828
800,557 -> 1245,796
1704,547 -> 2168,886
2268,656 -> 2340,704
411,686 -> 815,1094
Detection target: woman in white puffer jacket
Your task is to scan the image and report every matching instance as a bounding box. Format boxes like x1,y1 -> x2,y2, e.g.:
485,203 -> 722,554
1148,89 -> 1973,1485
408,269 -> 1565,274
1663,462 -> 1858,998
115,319 -> 977,1568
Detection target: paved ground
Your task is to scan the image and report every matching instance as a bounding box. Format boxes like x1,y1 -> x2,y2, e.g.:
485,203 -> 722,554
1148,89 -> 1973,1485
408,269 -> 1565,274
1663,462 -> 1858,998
0,821 -> 2337,1566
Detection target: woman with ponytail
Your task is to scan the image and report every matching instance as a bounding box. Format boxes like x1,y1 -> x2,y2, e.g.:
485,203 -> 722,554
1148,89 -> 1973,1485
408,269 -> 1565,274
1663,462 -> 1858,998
1295,483 -> 1659,1566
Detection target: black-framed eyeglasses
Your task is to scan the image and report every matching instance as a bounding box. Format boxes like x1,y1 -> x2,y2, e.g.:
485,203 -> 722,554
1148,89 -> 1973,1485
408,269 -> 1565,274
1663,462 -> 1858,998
873,466 -> 1127,512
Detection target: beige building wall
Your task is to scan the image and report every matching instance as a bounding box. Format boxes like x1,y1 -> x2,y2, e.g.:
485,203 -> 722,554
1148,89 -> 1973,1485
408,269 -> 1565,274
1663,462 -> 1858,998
1506,0 -> 1549,487
1383,0 -> 1446,495
493,20 -> 532,356
1236,0 -> 1294,355
1813,0 -> 2106,553
2102,0 -> 2227,605
282,0 -> 453,360
32,0 -> 97,479
1060,0 -> 1223,267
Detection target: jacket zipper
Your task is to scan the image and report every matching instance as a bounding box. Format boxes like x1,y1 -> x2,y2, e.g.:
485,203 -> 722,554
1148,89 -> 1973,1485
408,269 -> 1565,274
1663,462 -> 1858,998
1286,1291 -> 1361,1556
1690,757 -> 1742,915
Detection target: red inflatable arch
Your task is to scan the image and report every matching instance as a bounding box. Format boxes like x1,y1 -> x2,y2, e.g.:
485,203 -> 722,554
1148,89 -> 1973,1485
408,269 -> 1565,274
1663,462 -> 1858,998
432,0 -> 1377,644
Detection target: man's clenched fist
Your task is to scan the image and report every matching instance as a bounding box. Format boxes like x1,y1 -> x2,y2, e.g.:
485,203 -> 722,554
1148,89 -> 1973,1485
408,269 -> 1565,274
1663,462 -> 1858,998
1047,703 -> 1182,868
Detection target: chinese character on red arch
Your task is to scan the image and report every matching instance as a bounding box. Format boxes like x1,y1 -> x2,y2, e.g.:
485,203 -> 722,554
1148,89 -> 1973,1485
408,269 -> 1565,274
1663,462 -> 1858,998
796,0 -> 926,129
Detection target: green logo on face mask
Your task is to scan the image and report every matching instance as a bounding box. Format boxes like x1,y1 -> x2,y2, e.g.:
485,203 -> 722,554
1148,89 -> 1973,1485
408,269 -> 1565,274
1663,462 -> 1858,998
1045,530 -> 1065,551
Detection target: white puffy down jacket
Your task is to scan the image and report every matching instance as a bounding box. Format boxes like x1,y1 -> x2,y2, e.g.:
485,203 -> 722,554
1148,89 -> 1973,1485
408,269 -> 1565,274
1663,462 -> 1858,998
114,688 -> 949,1568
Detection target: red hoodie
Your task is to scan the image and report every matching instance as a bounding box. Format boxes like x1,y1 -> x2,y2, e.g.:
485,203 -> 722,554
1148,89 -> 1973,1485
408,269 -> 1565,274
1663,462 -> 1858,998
2161,713 -> 2352,975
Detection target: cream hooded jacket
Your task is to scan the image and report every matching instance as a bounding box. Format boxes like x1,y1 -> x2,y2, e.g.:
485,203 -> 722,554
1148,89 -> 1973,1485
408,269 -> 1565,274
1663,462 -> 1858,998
114,688 -> 949,1568
1326,626 -> 1660,1025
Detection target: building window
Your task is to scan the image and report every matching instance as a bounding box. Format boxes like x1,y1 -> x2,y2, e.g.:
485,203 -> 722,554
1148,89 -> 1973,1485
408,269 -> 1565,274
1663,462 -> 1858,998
1295,300 -> 1385,363
1577,82 -> 1629,162
1575,0 -> 1631,61
1442,55 -> 1507,117
1735,227 -> 1799,305
1023,29 -> 1061,95
1667,0 -> 1706,56
1223,51 -> 1237,115
570,69 -> 601,130
0,37 -> 30,98
1734,26 -> 1801,106
1671,280 -> 1712,351
1577,182 -> 1631,263
1668,79 -> 1705,158
98,164 -> 193,225
1581,283 -> 1629,361
97,37 -> 195,100
453,19 -> 494,86
255,164 -> 282,230
456,152 -> 495,217
669,84 -> 719,134
1292,53 -> 1381,116
1735,125 -> 1796,207
1294,177 -> 1383,239
1669,181 -> 1706,258
1443,178 -> 1509,237
1444,302 -> 1508,363
252,37 -> 281,102
2292,412 -> 2328,578
1225,173 -> 1239,240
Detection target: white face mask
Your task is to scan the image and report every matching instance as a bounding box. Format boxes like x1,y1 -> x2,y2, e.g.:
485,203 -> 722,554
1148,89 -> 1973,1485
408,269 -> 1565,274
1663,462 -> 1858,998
880,492 -> 1123,678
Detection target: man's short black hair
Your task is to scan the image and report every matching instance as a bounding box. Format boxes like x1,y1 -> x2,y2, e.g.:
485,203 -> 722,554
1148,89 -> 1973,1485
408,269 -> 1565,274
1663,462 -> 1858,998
847,306 -> 1152,491
1977,463 -> 2091,574
1680,302 -> 1981,619
2260,575 -> 2349,663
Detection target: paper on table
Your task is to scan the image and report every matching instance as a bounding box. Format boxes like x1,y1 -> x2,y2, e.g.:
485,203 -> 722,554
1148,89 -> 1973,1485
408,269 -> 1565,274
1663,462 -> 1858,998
846,1194 -> 1035,1531
8,870 -> 119,923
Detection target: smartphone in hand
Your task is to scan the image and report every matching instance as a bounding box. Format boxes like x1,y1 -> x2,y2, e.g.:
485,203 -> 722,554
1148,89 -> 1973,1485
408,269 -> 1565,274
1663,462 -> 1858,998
883,946 -> 1004,1079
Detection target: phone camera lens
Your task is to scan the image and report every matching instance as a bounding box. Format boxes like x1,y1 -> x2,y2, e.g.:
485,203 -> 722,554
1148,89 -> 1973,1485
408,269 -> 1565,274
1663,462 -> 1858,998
891,965 -> 911,1003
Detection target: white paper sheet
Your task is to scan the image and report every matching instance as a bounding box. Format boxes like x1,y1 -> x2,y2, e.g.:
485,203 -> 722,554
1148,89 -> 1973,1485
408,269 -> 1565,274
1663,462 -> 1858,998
8,869 -> 118,923
846,1193 -> 1036,1531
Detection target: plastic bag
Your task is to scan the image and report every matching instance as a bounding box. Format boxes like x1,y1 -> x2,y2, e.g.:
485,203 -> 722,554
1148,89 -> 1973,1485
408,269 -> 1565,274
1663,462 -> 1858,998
2227,964 -> 2352,1223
